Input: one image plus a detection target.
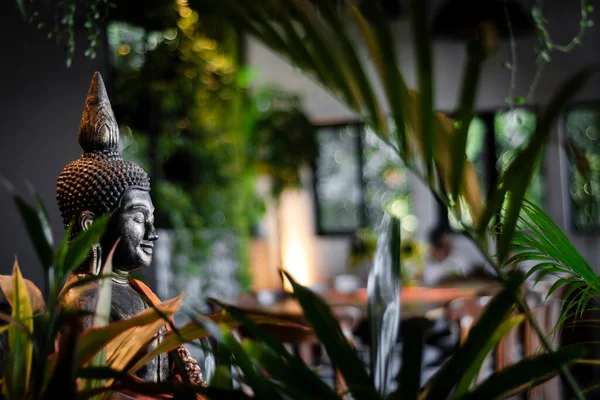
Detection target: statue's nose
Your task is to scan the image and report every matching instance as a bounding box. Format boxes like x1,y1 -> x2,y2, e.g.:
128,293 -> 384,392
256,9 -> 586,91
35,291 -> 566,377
147,224 -> 158,241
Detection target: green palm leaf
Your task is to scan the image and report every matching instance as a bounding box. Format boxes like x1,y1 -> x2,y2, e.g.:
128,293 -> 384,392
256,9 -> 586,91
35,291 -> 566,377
509,200 -> 600,298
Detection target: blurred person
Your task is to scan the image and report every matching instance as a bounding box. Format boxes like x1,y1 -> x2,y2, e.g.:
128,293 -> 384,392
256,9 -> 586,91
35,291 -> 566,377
423,226 -> 472,286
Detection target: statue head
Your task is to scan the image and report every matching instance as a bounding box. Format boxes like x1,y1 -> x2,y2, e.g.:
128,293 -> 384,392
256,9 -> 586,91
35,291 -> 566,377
56,72 -> 157,274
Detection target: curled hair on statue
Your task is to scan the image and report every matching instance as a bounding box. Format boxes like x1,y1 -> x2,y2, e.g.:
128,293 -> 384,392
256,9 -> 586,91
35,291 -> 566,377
56,72 -> 150,239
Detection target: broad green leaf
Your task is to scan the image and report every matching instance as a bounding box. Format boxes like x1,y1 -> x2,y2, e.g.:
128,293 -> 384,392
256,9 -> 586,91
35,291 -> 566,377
210,365 -> 233,391
435,111 -> 484,225
462,345 -> 585,400
422,272 -> 523,400
81,242 -> 114,395
367,214 -> 401,395
480,66 -> 597,255
510,200 -> 600,321
450,34 -> 487,197
209,299 -> 338,399
54,223 -> 72,276
318,1 -> 387,135
0,273 -> 45,314
354,4 -> 409,153
2,179 -> 54,271
410,0 -> 435,181
452,315 -> 524,398
3,261 -> 34,399
50,223 -> 73,300
16,0 -> 26,17
62,215 -> 109,276
286,0 -> 357,109
398,318 -> 428,400
283,271 -> 378,400
242,340 -> 330,399
78,366 -> 251,399
92,244 -> 114,329
104,294 -> 182,375
198,318 -> 277,399
42,316 -> 80,400
129,309 -> 307,376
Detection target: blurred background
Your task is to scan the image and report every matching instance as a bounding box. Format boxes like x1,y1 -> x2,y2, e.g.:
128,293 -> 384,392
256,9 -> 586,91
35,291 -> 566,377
1,0 -> 600,309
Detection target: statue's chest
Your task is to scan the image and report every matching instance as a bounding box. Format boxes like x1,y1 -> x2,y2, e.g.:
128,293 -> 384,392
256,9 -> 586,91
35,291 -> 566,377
109,284 -> 148,321
109,283 -> 170,383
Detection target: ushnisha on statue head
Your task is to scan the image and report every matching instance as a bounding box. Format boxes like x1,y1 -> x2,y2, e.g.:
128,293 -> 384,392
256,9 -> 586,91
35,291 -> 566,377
56,72 -> 158,276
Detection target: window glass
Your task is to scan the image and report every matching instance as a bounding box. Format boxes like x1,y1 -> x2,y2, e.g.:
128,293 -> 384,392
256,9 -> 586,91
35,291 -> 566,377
495,108 -> 542,207
314,125 -> 364,233
362,126 -> 415,235
565,107 -> 600,232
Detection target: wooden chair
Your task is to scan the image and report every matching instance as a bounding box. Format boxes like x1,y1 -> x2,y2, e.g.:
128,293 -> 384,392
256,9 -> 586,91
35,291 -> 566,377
524,285 -> 565,400
447,296 -> 496,383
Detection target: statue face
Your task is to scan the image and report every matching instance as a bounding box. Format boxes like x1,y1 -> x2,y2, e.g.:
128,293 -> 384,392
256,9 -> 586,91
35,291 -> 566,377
100,189 -> 158,272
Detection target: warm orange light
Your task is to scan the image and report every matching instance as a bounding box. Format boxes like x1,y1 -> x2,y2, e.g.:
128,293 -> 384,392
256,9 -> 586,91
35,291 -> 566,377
279,189 -> 314,291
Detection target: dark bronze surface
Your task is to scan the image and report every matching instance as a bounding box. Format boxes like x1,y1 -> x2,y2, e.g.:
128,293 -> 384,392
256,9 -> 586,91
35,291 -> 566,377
57,72 -> 169,383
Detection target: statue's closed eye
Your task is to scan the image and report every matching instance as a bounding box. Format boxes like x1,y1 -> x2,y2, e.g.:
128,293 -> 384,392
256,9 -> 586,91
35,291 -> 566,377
132,212 -> 145,223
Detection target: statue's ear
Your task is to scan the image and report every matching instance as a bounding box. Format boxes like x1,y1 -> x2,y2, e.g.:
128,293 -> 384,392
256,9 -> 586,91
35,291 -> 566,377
78,211 -> 95,232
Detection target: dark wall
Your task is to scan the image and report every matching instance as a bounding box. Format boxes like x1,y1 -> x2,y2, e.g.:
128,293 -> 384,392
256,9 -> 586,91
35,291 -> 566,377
0,2 -> 108,290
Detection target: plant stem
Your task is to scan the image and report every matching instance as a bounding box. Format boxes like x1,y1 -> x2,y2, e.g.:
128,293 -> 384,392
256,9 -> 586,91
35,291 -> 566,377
504,0 -> 517,107
463,233 -> 585,399
400,162 -> 584,397
516,294 -> 585,400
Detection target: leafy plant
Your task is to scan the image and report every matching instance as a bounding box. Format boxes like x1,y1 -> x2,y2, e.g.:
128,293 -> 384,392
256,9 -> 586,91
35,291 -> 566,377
111,3 -> 260,296
1,183 -> 308,399
9,0 -> 600,397
179,215 -> 582,400
183,0 -> 598,396
250,86 -> 318,199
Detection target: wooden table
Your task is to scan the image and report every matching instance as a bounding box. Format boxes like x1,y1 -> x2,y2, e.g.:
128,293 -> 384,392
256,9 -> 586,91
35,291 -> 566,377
236,280 -> 502,321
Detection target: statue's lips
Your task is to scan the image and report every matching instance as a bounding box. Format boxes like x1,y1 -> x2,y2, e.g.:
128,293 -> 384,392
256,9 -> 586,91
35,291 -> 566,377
140,243 -> 154,255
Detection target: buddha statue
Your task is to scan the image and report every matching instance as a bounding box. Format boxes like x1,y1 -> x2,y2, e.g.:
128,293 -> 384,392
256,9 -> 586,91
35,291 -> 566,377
57,72 -> 204,387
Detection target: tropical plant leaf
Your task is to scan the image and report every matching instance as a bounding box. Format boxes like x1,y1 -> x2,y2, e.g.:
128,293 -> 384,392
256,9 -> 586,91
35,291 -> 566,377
198,317 -> 278,399
283,270 -> 378,400
286,0 -> 357,110
480,66 -> 597,261
241,340 -> 304,398
421,272 -> 523,400
434,111 -> 484,226
410,0 -> 435,181
317,0 -> 387,135
3,261 -> 34,399
78,366 -> 252,399
509,200 -> 600,319
367,214 -> 401,395
42,315 -> 80,400
451,314 -> 524,398
398,317 -> 428,400
450,33 -> 487,197
104,293 -> 182,376
129,309 -> 308,376
62,215 -> 109,278
353,3 -> 408,153
461,345 -> 585,400
1,178 -> 54,271
0,273 -> 45,314
81,243 -> 114,395
208,299 -> 339,399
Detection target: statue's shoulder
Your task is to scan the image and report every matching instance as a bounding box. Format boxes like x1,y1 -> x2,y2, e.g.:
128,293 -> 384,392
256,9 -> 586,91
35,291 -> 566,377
59,273 -> 100,312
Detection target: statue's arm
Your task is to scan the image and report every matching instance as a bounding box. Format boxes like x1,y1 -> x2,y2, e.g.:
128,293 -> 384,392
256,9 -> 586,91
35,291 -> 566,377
58,276 -> 99,331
